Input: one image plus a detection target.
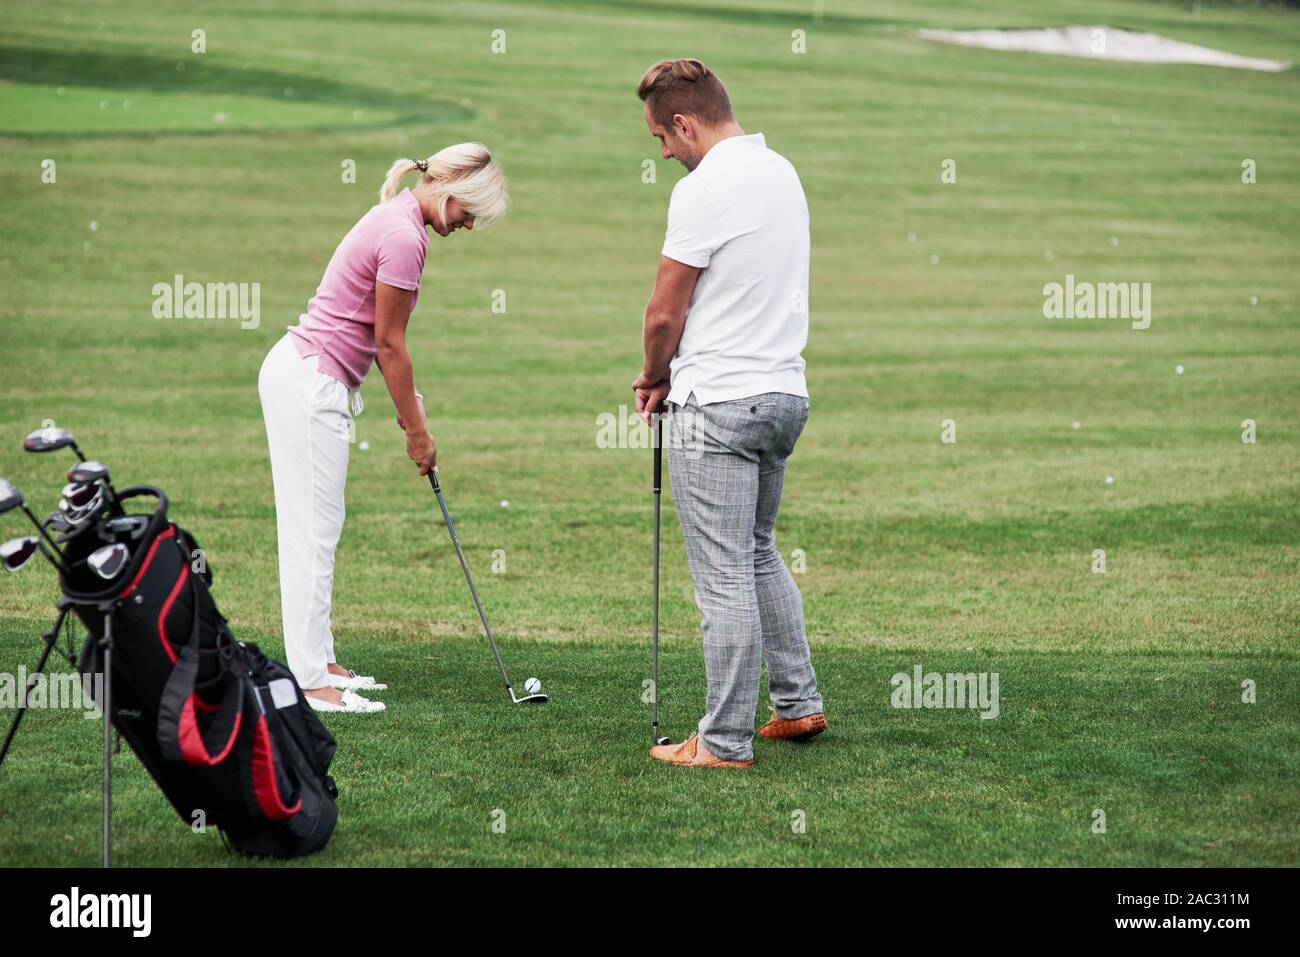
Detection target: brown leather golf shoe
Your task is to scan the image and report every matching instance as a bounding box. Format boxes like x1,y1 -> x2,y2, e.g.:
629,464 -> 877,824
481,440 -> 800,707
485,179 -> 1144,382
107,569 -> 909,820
649,734 -> 753,769
757,710 -> 827,742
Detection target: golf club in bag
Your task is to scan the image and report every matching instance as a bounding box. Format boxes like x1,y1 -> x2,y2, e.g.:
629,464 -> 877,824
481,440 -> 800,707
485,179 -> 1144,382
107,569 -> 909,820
651,401 -> 671,746
426,471 -> 547,704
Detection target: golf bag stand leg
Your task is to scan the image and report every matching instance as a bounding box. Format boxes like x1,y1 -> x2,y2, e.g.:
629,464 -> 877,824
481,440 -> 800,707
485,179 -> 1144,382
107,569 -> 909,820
0,602 -> 74,769
99,602 -> 115,868
652,402 -> 670,746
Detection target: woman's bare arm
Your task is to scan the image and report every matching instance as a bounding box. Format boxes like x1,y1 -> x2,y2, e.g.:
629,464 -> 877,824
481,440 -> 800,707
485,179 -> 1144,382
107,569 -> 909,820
375,280 -> 437,473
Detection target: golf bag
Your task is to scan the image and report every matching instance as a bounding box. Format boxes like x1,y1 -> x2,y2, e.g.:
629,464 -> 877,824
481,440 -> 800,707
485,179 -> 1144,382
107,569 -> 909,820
60,485 -> 338,858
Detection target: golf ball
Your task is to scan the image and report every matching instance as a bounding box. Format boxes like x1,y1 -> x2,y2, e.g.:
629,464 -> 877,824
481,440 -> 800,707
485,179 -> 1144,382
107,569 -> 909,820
500,500 -> 509,508
524,677 -> 541,695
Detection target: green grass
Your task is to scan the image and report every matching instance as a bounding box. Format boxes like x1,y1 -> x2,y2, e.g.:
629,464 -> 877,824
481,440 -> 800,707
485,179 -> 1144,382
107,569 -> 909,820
1,0 -> 1298,866
3,642 -> 1296,866
0,81 -> 411,135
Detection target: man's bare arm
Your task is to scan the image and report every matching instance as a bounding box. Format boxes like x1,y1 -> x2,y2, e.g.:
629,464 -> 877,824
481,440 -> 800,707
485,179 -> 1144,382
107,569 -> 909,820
637,255 -> 701,384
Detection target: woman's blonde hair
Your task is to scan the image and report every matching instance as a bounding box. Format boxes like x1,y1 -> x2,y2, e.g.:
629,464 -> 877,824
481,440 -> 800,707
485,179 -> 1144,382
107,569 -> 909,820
379,142 -> 509,228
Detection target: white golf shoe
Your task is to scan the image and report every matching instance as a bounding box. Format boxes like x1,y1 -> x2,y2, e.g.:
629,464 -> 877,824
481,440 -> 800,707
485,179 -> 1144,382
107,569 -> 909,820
325,669 -> 388,691
307,689 -> 386,714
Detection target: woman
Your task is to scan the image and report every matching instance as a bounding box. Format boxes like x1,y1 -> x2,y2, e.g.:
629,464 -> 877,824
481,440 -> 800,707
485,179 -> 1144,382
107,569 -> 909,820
258,143 -> 509,713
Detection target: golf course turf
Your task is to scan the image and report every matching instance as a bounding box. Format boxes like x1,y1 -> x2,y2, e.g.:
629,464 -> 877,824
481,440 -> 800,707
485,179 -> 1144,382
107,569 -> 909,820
1,0 -> 1297,867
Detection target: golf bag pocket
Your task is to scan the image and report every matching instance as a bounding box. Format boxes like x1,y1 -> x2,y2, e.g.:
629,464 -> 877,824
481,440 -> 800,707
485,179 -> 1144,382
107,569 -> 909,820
230,645 -> 338,855
151,570 -> 338,854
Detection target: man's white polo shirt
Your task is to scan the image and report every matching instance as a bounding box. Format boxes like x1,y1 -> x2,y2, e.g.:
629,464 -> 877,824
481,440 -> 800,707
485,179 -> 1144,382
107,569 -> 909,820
661,132 -> 810,406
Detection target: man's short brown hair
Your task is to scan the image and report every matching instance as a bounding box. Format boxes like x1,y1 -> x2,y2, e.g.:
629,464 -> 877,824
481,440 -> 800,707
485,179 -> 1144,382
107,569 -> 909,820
637,58 -> 733,128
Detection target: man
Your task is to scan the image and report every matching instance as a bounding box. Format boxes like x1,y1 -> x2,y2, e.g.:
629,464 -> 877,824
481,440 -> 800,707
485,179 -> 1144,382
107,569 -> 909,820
632,58 -> 826,769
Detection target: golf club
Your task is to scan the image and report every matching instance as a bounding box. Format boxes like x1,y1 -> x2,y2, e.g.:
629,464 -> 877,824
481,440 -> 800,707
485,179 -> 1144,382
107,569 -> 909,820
0,479 -> 66,561
1,536 -> 40,572
59,482 -> 106,528
99,515 -> 150,543
88,543 -> 130,581
425,471 -> 548,705
67,461 -> 123,516
23,425 -> 87,462
2,535 -> 62,573
651,401 -> 670,745
44,511 -> 74,537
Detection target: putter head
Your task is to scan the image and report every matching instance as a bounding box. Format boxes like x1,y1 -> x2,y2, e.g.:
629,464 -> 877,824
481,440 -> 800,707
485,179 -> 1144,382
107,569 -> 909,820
1,536 -> 40,572
509,689 -> 549,704
654,736 -> 671,746
24,426 -> 80,456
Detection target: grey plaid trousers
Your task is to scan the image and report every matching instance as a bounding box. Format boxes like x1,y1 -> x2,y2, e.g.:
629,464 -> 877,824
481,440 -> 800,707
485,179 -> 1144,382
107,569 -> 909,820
667,391 -> 824,761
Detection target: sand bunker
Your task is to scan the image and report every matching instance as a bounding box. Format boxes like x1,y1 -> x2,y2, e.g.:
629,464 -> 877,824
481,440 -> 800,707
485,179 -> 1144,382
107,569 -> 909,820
918,25 -> 1290,72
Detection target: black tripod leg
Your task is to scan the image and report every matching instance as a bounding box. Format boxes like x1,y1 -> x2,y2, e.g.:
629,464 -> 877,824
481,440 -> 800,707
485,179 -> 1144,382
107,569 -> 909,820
101,610 -> 113,869
0,606 -> 72,769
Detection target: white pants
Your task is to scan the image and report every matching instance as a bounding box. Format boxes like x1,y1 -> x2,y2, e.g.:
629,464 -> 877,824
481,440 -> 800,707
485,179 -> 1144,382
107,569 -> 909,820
257,335 -> 359,690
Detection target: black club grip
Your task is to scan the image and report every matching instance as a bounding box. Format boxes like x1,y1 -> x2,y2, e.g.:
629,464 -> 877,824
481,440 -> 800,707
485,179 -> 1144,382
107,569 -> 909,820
653,401 -> 667,494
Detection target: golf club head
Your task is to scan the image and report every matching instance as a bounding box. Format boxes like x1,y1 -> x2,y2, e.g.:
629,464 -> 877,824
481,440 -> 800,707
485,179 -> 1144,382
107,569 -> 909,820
44,511 -> 74,535
100,515 -> 149,542
509,689 -> 549,704
0,479 -> 23,514
88,543 -> 130,580
60,499 -> 104,528
1,536 -> 39,572
654,736 -> 672,746
67,460 -> 110,485
61,481 -> 100,509
59,482 -> 104,526
23,426 -> 81,458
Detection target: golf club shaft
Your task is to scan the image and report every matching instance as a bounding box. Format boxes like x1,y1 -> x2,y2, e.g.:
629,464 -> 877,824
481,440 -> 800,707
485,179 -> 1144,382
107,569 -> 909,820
100,483 -> 124,517
652,405 -> 663,742
428,472 -> 513,691
22,505 -> 64,561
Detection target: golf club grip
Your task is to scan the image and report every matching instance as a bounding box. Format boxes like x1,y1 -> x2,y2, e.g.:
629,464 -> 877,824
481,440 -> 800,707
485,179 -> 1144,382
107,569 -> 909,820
427,470 -> 440,493
653,423 -> 662,492
653,400 -> 666,493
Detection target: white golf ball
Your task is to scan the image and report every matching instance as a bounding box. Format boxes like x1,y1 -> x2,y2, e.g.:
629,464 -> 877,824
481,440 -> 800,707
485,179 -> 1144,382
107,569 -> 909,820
359,441 -> 370,451
524,677 -> 541,695
1105,475 -> 1115,485
1175,365 -> 1185,375
500,500 -> 509,508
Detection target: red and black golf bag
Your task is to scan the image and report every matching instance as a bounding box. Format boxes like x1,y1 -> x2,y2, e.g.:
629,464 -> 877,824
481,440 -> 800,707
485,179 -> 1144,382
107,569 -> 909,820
60,485 -> 338,858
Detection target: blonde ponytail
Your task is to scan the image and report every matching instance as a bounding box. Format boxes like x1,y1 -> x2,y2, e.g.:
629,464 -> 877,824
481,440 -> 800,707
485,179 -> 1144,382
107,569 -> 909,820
379,158 -> 423,203
377,142 -> 510,228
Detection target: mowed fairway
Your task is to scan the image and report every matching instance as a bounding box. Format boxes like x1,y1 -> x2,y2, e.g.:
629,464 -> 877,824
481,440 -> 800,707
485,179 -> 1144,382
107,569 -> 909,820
1,0 -> 1297,866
